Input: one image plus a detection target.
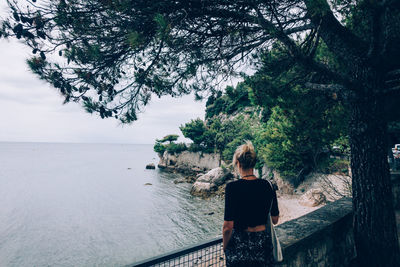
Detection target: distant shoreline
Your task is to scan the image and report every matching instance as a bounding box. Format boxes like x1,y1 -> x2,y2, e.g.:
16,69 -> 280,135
0,140 -> 153,145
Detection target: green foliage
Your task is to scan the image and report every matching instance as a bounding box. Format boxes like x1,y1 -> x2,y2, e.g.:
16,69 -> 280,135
154,133 -> 185,155
332,135 -> 350,155
179,119 -> 207,145
127,31 -> 143,49
187,143 -> 205,152
205,83 -> 252,119
153,142 -> 166,155
157,41 -> 347,181
158,134 -> 179,144
318,157 -> 350,175
245,43 -> 348,181
154,137 -> 187,155
166,142 -> 187,154
257,106 -> 305,177
178,111 -> 263,162
211,115 -> 256,162
254,95 -> 347,180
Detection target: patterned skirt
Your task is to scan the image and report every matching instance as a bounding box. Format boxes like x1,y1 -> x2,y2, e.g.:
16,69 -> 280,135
224,229 -> 274,267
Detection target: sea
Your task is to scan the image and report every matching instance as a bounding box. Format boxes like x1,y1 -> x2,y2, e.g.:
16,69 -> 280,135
0,142 -> 224,267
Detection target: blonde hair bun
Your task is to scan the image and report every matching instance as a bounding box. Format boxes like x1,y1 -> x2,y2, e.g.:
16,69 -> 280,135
233,140 -> 257,169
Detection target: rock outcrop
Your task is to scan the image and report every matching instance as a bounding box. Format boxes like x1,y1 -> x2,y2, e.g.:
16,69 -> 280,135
190,167 -> 233,197
173,176 -> 196,184
298,189 -> 327,207
272,171 -> 296,194
158,151 -> 221,173
145,163 -> 156,169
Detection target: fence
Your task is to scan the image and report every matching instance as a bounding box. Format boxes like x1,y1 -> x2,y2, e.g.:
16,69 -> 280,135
128,237 -> 225,267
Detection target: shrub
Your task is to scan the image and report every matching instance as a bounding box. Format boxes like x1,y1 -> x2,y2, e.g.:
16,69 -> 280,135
153,142 -> 166,155
187,143 -> 203,152
180,119 -> 207,145
158,134 -> 179,144
166,142 -> 187,154
318,157 -> 350,174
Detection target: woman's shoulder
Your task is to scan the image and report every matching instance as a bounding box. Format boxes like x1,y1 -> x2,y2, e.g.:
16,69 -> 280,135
226,178 -> 272,186
225,179 -> 246,190
257,179 -> 274,191
226,179 -> 240,187
227,178 -> 271,187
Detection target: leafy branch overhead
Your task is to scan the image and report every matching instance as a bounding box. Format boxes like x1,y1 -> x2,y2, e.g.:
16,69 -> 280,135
5,0 -> 397,122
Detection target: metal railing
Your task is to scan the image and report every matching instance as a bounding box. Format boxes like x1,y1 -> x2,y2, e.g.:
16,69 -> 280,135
128,237 -> 225,267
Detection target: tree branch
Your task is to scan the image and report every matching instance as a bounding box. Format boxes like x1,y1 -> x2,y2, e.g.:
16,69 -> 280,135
305,82 -> 346,93
254,7 -> 353,87
305,82 -> 354,101
303,0 -> 369,71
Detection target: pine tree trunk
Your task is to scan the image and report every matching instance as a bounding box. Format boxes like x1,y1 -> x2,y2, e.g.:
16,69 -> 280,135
349,93 -> 400,266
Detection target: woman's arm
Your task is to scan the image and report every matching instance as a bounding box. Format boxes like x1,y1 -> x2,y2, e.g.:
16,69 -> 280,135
222,220 -> 234,251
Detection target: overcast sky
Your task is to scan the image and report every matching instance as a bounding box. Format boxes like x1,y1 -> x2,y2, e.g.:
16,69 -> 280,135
0,3 -> 212,144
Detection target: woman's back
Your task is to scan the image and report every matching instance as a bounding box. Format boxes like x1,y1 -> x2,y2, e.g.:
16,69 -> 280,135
223,141 -> 280,266
224,179 -> 279,231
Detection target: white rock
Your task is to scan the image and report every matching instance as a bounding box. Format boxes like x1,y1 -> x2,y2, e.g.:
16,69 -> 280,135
299,189 -> 327,207
190,167 -> 232,197
190,182 -> 216,197
196,167 -> 231,186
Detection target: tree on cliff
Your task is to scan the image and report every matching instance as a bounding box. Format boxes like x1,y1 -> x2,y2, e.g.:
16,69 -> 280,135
2,1 -> 400,265
158,134 -> 179,144
180,118 -> 207,146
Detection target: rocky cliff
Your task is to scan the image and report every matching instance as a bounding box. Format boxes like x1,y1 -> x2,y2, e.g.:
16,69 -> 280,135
157,150 -> 221,173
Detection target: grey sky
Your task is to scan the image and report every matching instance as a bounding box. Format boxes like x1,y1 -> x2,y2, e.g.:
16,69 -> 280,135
0,3 -> 209,144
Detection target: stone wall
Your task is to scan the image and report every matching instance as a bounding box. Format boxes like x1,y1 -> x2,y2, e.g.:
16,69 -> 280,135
275,197 -> 355,267
273,173 -> 400,266
158,151 -> 220,172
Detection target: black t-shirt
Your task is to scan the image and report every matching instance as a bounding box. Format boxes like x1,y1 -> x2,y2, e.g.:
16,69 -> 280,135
224,179 -> 279,230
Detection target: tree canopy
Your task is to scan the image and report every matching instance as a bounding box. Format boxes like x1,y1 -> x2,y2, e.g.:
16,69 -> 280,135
179,118 -> 207,146
2,1 -> 399,119
157,134 -> 179,144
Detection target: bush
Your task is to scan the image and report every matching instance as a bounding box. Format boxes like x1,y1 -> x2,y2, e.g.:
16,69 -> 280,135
318,157 -> 350,174
187,143 -> 203,152
166,142 -> 187,154
180,119 -> 207,145
205,83 -> 252,118
187,143 -> 215,153
158,134 -> 179,144
153,142 -> 166,155
256,106 -> 305,178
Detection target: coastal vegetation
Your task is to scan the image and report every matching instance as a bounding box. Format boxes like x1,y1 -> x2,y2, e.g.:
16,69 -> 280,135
156,54 -> 348,184
153,134 -> 187,156
2,0 -> 400,265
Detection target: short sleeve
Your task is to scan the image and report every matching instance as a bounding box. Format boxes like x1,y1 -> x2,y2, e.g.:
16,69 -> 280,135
224,183 -> 235,221
270,188 -> 279,216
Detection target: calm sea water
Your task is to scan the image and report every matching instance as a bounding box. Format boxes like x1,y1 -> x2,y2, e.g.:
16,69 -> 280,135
0,142 -> 224,267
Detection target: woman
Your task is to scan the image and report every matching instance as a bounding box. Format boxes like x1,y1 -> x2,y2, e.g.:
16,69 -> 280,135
223,141 -> 279,267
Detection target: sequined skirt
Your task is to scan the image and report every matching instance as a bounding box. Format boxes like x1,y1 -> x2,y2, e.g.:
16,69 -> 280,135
224,229 -> 274,267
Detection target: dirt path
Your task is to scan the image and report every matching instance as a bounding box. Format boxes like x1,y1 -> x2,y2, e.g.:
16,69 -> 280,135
275,194 -> 322,224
